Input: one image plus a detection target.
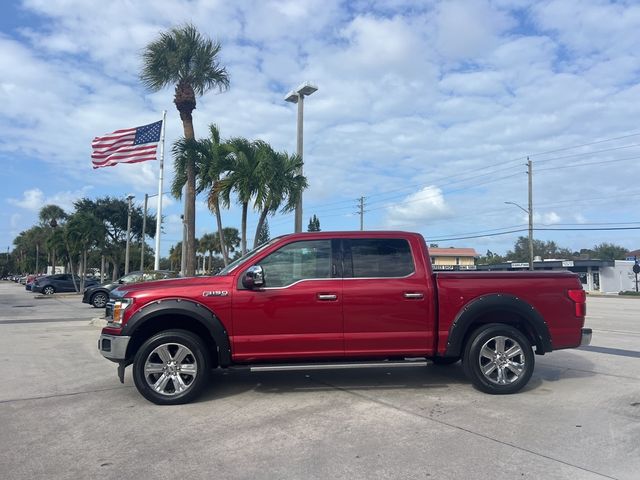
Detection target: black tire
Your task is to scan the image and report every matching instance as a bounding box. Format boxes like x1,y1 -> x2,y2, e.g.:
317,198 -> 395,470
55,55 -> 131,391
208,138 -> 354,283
91,292 -> 108,308
430,357 -> 460,366
132,329 -> 210,405
463,323 -> 534,394
42,285 -> 55,295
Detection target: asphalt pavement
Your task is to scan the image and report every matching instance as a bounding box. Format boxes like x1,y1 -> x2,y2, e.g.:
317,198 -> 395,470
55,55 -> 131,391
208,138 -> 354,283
0,281 -> 638,480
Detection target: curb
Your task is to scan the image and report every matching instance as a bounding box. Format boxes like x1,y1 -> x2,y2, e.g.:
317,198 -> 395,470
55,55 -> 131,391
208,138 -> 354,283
33,293 -> 83,299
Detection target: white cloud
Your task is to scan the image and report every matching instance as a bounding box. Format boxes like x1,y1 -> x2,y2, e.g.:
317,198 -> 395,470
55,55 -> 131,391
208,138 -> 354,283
433,0 -> 515,60
536,211 -> 562,225
7,186 -> 94,213
7,188 -> 44,211
384,186 -> 453,228
10,213 -> 21,229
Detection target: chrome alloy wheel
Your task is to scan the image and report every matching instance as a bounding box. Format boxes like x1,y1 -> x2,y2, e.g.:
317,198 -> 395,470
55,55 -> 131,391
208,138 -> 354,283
478,335 -> 526,385
143,343 -> 198,396
92,292 -> 107,308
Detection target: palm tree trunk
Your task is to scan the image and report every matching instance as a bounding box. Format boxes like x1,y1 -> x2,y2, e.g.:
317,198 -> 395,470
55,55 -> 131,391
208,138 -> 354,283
253,209 -> 270,249
65,242 -> 79,292
177,91 -> 197,277
212,197 -> 229,266
241,202 -> 248,255
81,248 -> 87,292
100,254 -> 105,283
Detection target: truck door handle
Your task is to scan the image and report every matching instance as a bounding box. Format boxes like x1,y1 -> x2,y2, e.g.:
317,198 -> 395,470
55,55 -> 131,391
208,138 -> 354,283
317,294 -> 338,301
404,292 -> 424,299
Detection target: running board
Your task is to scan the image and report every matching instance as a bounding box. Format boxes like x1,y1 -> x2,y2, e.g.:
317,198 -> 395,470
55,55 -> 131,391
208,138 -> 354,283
246,359 -> 428,373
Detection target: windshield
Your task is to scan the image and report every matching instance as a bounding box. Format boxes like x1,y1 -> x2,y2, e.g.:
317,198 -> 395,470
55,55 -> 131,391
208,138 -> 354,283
217,237 -> 283,275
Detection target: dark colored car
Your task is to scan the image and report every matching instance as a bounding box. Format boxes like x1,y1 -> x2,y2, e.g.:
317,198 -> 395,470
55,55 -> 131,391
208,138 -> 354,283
83,270 -> 177,308
32,274 -> 98,295
25,274 -> 46,291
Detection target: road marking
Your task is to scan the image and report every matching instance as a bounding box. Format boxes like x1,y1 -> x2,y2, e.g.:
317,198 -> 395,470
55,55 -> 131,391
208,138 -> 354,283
0,318 -> 93,325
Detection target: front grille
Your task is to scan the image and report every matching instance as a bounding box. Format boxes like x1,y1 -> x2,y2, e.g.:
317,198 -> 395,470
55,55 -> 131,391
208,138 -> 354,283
105,301 -> 114,320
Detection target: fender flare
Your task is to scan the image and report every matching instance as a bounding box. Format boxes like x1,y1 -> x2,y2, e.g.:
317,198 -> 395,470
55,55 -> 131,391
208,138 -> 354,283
444,294 -> 552,357
121,299 -> 232,366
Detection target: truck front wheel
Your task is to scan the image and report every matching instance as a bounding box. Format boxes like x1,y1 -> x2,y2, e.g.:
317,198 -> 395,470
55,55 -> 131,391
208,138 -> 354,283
132,329 -> 209,405
463,323 -> 534,394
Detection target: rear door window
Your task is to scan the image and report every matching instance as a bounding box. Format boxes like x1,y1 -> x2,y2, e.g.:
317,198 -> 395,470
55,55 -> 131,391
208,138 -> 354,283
346,238 -> 414,278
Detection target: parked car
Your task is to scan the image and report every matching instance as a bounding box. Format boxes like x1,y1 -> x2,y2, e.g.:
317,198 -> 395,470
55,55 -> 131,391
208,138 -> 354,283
98,231 -> 590,405
83,270 -> 177,308
25,274 -> 46,291
32,274 -> 99,295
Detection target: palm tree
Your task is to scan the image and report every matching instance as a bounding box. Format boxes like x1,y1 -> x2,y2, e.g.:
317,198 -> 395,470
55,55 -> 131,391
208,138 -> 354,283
169,242 -> 182,272
199,233 -> 217,273
39,204 -> 67,274
218,138 -> 262,254
221,227 -> 241,257
252,146 -> 307,248
141,23 -> 230,277
173,124 -> 231,266
197,124 -> 230,266
66,212 -> 104,291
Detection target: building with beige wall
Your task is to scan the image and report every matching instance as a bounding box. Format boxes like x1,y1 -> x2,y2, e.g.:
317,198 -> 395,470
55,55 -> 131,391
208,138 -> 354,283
428,248 -> 478,271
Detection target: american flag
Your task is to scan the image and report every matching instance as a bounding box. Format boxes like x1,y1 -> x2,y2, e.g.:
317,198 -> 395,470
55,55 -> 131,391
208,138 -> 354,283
91,120 -> 163,169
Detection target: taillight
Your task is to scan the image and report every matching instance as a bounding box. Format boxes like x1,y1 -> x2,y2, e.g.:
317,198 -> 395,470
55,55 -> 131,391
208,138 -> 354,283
568,289 -> 586,317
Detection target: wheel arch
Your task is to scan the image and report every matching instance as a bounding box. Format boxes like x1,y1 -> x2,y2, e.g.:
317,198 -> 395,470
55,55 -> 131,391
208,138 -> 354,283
122,299 -> 232,367
90,289 -> 109,302
444,294 -> 552,358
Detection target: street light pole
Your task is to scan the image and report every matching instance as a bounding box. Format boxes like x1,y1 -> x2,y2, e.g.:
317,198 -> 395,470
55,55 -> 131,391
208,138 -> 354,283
527,158 -> 534,272
285,82 -> 318,233
124,194 -> 134,275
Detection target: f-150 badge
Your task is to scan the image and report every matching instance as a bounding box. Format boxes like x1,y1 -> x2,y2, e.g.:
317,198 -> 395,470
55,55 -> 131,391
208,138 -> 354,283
202,291 -> 229,297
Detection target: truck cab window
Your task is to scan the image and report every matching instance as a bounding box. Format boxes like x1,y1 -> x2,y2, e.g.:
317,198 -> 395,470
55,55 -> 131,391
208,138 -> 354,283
349,238 -> 414,278
258,240 -> 332,287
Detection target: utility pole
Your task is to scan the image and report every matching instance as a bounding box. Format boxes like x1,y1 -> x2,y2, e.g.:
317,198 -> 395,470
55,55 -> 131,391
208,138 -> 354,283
124,194 -> 135,275
527,158 -> 534,271
140,193 -> 148,271
357,196 -> 366,231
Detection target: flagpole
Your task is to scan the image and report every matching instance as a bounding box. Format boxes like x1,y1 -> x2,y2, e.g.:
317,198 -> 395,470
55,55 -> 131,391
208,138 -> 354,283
154,110 -> 167,270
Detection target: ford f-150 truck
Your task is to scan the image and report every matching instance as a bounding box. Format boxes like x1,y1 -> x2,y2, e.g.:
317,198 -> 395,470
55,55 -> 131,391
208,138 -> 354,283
98,231 -> 591,405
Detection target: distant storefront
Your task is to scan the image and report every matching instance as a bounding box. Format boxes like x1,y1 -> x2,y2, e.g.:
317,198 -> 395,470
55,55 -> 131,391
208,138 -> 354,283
429,248 -> 478,271
477,259 -> 636,293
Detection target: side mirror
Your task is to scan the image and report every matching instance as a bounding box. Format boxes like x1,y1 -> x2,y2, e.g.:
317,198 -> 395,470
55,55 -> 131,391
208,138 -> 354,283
118,279 -> 124,284
242,265 -> 264,289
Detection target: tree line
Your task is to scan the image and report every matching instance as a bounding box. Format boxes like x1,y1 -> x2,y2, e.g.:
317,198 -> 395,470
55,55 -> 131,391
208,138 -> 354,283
477,237 -> 630,264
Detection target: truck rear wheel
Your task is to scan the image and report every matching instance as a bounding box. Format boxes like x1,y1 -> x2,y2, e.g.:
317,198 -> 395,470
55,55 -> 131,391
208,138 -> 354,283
132,329 -> 209,405
463,323 -> 534,394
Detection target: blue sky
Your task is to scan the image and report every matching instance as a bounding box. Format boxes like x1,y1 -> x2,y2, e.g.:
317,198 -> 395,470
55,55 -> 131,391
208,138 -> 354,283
1,0 -> 639,258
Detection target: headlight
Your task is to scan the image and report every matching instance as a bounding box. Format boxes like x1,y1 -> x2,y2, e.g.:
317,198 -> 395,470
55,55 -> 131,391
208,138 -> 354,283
111,298 -> 134,326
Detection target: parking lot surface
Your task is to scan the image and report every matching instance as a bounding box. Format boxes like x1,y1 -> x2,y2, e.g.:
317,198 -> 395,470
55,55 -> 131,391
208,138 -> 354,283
1,281 -> 638,479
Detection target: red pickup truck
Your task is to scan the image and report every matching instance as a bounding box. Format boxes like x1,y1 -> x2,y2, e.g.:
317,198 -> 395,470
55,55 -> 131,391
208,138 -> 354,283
98,231 -> 591,405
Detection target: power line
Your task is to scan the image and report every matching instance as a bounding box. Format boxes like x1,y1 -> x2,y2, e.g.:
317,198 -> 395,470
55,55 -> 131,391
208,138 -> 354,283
365,172 -> 524,213
536,154 -> 640,172
528,131 -> 640,158
533,143 -> 640,165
